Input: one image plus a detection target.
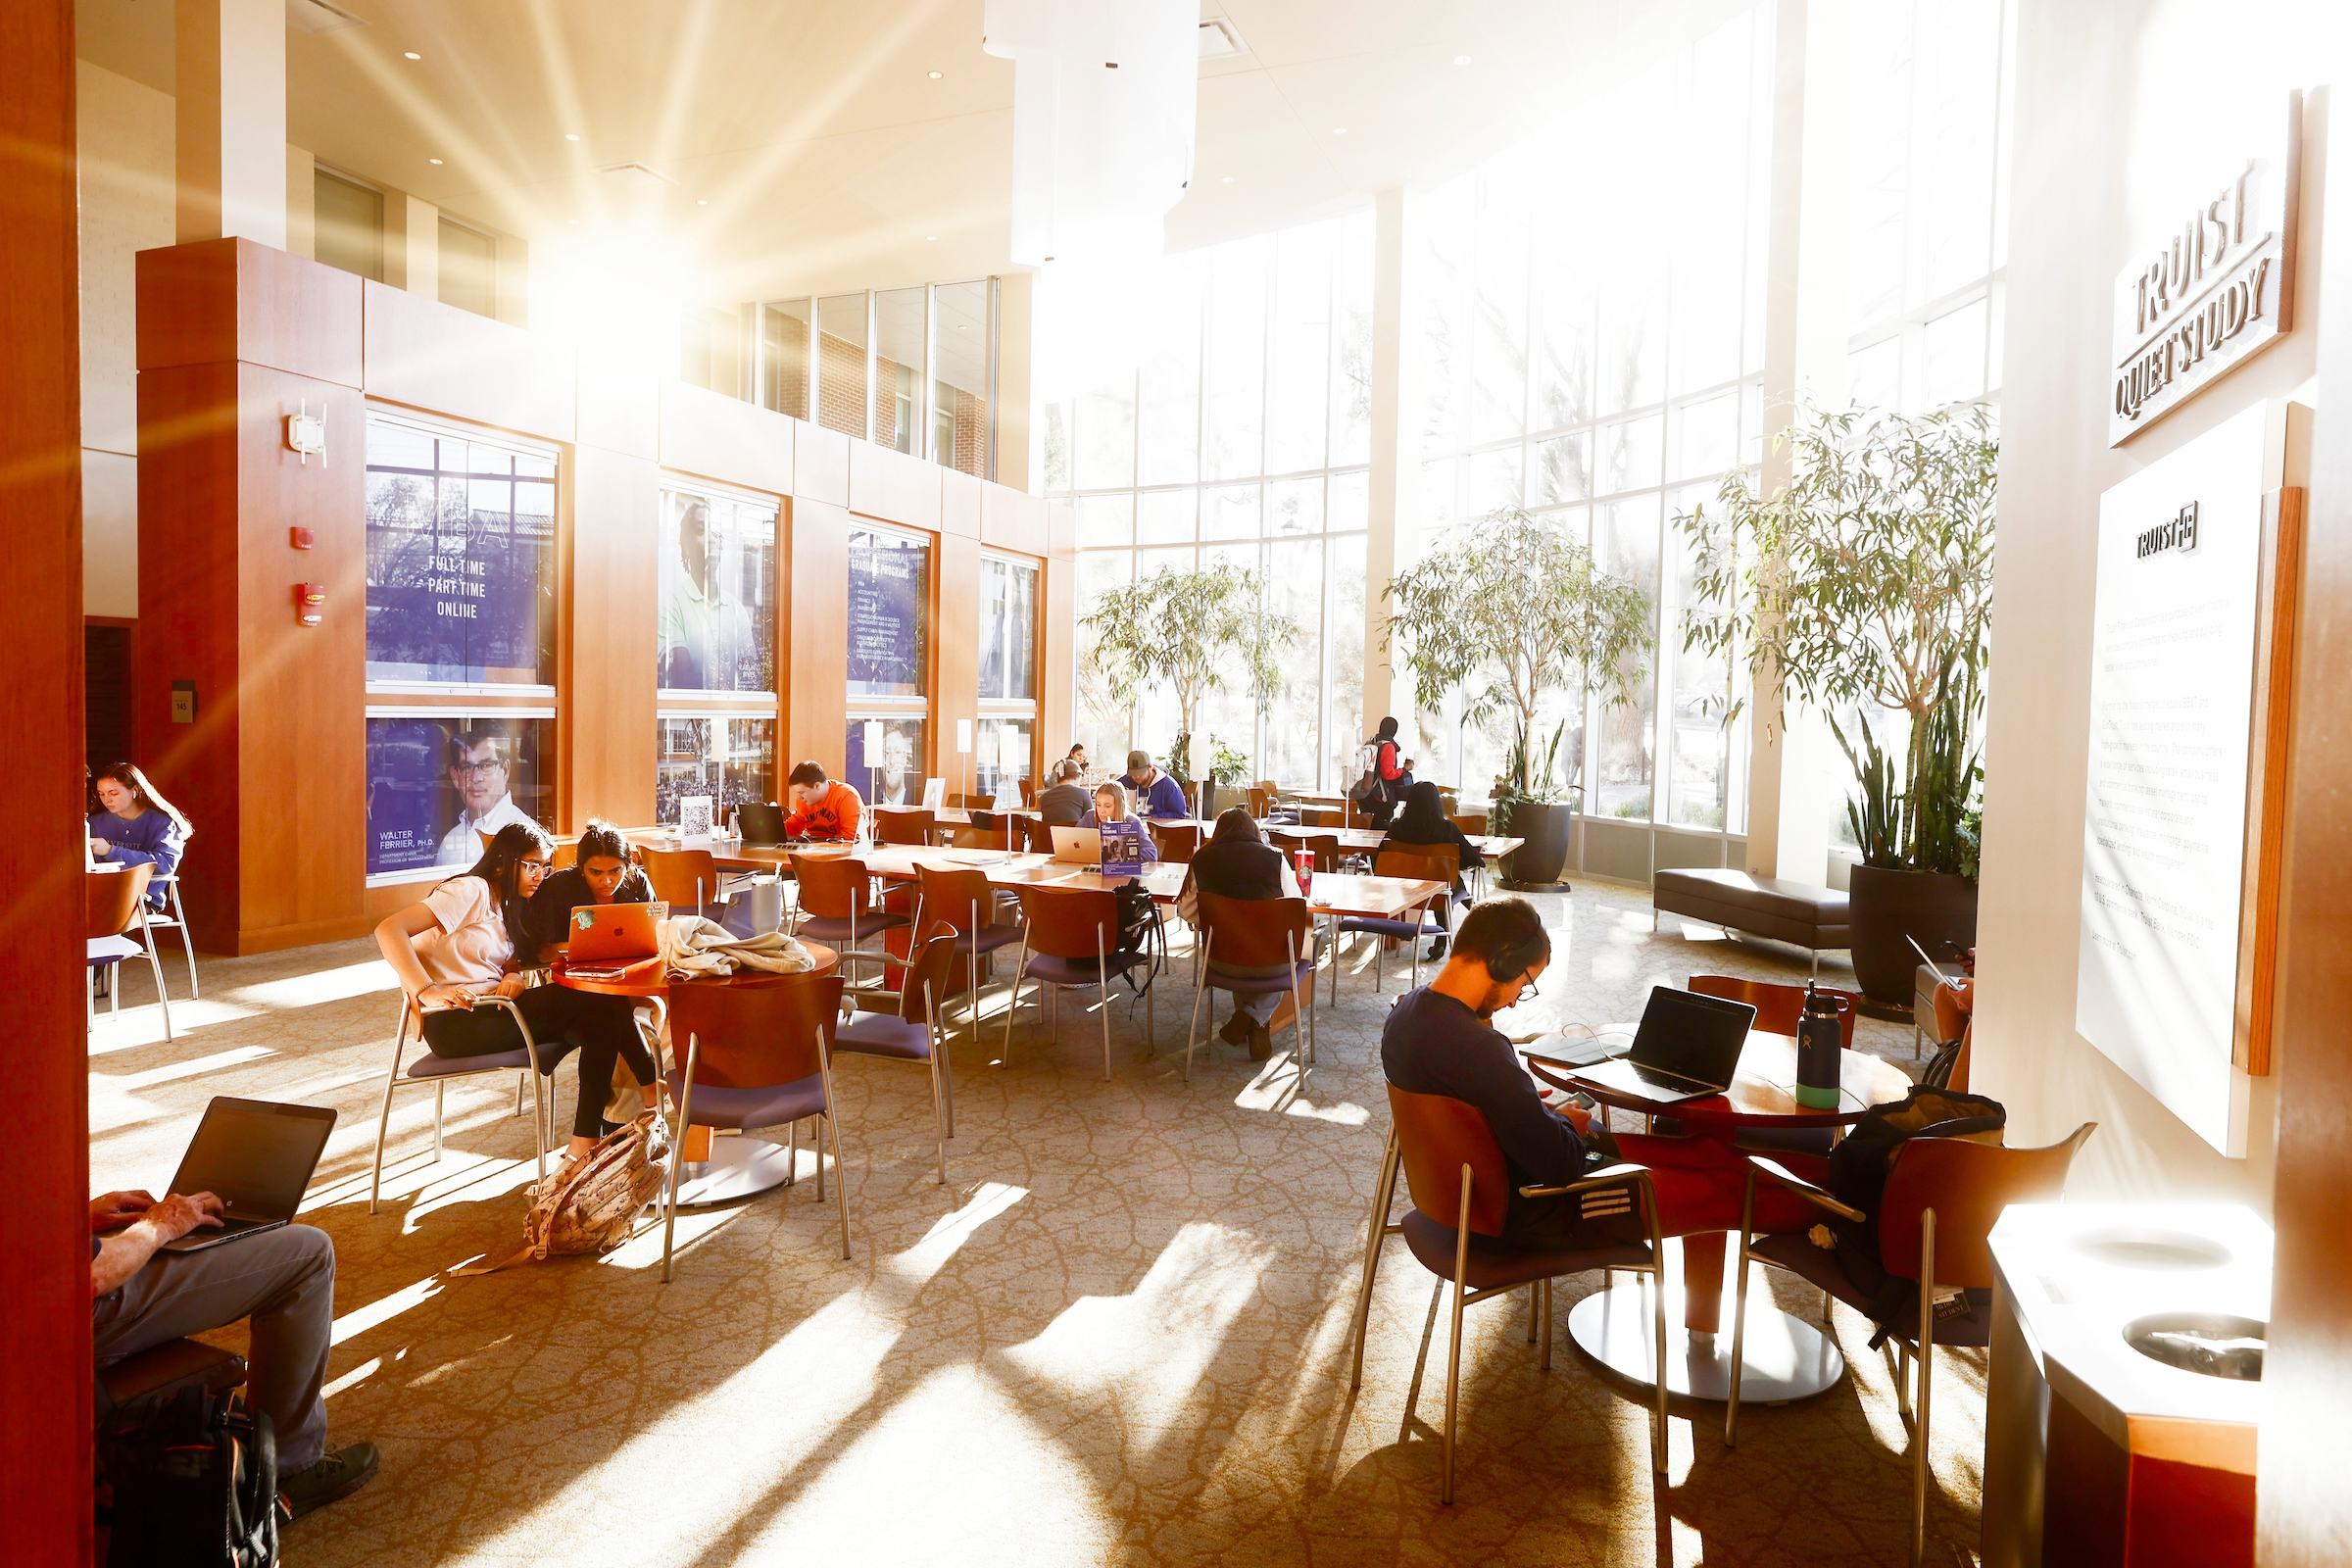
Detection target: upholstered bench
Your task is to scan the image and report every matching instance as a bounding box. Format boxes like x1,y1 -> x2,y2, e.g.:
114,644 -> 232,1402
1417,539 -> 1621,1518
1652,868 -> 1849,978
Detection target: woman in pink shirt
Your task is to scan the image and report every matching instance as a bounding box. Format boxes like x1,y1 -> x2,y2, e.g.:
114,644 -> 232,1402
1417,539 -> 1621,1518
374,821 -> 662,1158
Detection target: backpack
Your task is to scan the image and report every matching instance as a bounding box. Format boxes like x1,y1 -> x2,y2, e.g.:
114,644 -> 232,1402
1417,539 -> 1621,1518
1347,741 -> 1391,806
455,1111 -> 669,1274
1109,881 -> 1161,999
1815,1085 -> 2007,1347
98,1384 -> 279,1567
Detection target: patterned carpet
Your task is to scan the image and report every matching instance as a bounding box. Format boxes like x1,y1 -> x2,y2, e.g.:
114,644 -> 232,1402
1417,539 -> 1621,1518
88,880 -> 1984,1566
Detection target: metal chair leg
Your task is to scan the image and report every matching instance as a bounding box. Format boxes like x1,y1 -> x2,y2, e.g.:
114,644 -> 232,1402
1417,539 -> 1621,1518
1913,1208 -> 1937,1567
1184,930 -> 1211,1083
925,992 -> 949,1185
1727,1171 -> 1758,1445
662,1033 -> 700,1283
1348,1132 -> 1402,1391
433,1079 -> 446,1159
1442,1164 -> 1472,1506
1001,935 -> 1031,1067
170,878 -> 199,999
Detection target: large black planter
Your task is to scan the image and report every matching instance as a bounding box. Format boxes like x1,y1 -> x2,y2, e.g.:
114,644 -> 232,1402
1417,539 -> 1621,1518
1847,863 -> 1979,1005
1498,801 -> 1575,889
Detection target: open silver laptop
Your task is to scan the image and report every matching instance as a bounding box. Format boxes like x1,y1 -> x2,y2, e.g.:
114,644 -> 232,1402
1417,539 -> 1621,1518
158,1098 -> 337,1252
1049,826 -> 1102,864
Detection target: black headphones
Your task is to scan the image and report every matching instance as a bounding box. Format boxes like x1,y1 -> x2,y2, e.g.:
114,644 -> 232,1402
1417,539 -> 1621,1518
1482,917 -> 1549,983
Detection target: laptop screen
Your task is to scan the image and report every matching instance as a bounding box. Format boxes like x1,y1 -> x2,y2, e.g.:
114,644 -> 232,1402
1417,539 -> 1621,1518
166,1099 -> 336,1222
1626,986 -> 1756,1088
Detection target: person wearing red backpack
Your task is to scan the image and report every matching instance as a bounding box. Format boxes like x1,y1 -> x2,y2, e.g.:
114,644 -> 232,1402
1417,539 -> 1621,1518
1355,716 -> 1406,827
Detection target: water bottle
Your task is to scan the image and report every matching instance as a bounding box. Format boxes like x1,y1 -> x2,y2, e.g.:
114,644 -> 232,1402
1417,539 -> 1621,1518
1795,983 -> 1843,1109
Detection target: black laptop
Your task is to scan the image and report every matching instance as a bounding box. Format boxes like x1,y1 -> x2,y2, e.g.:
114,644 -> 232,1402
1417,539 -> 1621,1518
158,1098 -> 337,1253
732,801 -> 789,845
1570,986 -> 1755,1105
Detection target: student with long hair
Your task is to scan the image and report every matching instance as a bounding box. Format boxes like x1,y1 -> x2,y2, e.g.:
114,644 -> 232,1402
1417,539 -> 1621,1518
1176,808 -> 1307,1059
88,761 -> 192,909
524,818 -> 654,960
374,821 -> 662,1158
1075,779 -> 1159,861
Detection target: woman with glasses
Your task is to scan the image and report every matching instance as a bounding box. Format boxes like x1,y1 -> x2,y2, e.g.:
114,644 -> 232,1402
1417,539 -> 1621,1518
375,820 -> 662,1160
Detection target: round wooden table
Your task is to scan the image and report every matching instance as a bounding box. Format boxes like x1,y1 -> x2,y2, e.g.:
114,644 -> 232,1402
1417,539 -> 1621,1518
1523,1026 -> 1914,1403
555,943 -> 839,1204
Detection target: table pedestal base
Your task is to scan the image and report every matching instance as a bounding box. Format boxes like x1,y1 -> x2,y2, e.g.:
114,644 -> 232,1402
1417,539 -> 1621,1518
668,1136 -> 802,1206
1568,1278 -> 1845,1402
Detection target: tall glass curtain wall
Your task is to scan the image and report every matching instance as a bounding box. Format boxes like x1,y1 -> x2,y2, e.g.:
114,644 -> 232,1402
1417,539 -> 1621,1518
1415,10 -> 1776,842
1044,211 -> 1376,792
1827,0 -> 2012,849
740,281 -> 998,480
362,410 -> 560,883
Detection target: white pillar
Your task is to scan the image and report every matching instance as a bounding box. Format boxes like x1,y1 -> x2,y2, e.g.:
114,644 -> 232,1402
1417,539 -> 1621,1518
1364,186 -> 1425,741
174,0 -> 286,248
1743,0 -> 1852,885
383,192 -> 439,296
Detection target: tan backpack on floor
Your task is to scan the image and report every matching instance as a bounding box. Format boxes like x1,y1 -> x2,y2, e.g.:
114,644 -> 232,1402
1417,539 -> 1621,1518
454,1111 -> 670,1275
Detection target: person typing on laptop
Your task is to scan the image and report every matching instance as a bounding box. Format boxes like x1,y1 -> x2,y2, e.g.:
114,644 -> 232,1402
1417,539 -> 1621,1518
1074,780 -> 1158,860
1381,898 -> 1834,1250
89,1189 -> 378,1518
782,760 -> 863,842
525,818 -> 653,961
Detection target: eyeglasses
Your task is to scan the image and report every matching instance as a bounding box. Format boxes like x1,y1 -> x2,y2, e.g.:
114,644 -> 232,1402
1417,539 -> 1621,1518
1514,975 -> 1541,1001
453,759 -> 506,777
517,858 -> 551,874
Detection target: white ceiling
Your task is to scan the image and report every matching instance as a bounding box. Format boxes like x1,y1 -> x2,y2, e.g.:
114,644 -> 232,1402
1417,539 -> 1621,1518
76,0 -> 1751,307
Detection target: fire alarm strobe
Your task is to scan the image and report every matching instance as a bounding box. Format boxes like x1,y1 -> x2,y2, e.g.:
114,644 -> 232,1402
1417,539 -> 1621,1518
294,582 -> 325,627
286,399 -> 326,465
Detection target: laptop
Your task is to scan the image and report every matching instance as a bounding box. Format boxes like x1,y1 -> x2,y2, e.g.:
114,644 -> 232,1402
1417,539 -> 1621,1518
1570,985 -> 1756,1105
1050,826 -> 1102,864
1520,1026 -> 1639,1071
567,901 -> 668,962
733,801 -> 789,845
159,1098 -> 336,1253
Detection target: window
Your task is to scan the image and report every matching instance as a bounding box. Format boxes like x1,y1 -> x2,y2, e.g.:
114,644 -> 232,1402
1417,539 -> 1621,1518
847,716 -> 925,808
314,170 -> 382,282
656,715 -> 775,824
817,294 -> 868,438
657,486 -> 778,694
978,556 -> 1037,701
757,299 -> 813,421
366,413 -> 557,688
932,279 -> 993,476
438,219 -> 497,318
1046,210 -> 1376,790
877,287 -> 925,456
974,716 -> 1030,801
366,712 -> 552,882
847,528 -> 930,698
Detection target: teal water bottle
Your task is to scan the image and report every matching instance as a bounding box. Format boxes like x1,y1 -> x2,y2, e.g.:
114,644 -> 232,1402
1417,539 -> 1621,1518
1795,983 -> 1843,1109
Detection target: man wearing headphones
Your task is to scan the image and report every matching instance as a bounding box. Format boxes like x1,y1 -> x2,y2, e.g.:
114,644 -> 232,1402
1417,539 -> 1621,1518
1382,897 -> 1832,1252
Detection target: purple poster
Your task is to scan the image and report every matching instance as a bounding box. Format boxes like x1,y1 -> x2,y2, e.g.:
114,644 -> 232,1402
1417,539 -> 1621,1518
366,418 -> 556,685
845,717 -> 924,808
367,716 -> 549,876
847,530 -> 928,697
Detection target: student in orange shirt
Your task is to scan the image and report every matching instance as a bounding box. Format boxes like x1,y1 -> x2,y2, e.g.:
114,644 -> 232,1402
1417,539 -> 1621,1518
782,760 -> 864,841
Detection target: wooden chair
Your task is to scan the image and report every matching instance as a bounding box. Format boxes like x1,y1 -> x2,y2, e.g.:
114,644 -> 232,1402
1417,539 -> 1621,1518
1018,777 -> 1038,808
1335,851 -> 1451,993
1004,885 -> 1152,1078
368,991 -> 555,1212
1185,890 -> 1316,1081
1268,829 -> 1342,874
640,848 -> 729,919
1689,974 -> 1860,1045
787,853 -> 907,974
912,865 -> 1027,1051
662,971 -> 852,1273
837,921 -> 960,1184
1729,1123 -> 2096,1564
872,808 -> 937,847
87,865 -> 172,1039
1448,812 -> 1488,837
1149,820 -> 1201,863
1348,1087 -> 1670,1500
949,793 -> 993,811
1246,786 -> 1275,818
1020,815 -> 1058,855
551,841 -> 579,870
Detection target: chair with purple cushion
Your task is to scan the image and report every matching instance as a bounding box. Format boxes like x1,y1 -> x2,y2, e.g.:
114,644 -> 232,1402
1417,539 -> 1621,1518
368,991 -> 559,1213
1334,850 -> 1451,993
836,920 -> 960,1183
789,852 -> 907,977
1004,885 -> 1152,1079
662,970 -> 852,1276
913,865 -> 1026,1050
1346,1086 -> 1670,1501
1185,889 -> 1317,1082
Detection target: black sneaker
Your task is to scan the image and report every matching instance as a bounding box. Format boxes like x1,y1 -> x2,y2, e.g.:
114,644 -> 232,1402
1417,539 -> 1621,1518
281,1443 -> 379,1520
1426,935 -> 1448,962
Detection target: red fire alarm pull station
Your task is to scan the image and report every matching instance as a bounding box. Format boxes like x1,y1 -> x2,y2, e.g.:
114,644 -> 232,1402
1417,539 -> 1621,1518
290,526 -> 315,549
294,583 -> 325,626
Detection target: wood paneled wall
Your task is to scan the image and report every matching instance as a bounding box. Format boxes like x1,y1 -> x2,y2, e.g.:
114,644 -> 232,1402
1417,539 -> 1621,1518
4,4 -> 94,1559
129,237 -> 1066,945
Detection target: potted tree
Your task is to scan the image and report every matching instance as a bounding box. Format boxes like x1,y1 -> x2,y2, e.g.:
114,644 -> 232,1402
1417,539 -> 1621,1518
1080,562 -> 1298,820
1384,509 -> 1651,887
1677,403 -> 1995,1004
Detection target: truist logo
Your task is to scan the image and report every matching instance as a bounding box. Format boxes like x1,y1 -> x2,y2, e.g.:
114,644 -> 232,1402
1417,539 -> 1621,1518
2137,501 -> 2199,560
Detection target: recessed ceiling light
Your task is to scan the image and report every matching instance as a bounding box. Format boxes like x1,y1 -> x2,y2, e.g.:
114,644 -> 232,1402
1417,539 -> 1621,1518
696,199 -> 708,206
567,219 -> 579,224
926,235 -> 939,241
1453,55 -> 1472,65
564,133 -> 581,142
927,70 -> 943,78
1332,127 -> 1348,135
427,158 -> 443,165
1221,175 -> 1234,183
404,52 -> 421,61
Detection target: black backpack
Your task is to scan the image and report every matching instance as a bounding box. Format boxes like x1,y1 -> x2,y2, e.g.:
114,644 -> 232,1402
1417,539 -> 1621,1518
99,1384 -> 280,1567
1818,1085 -> 2007,1348
1109,881 -> 1161,998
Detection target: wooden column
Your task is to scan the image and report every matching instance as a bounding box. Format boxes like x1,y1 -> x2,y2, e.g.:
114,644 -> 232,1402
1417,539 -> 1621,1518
1,3 -> 94,1560
786,497 -> 851,771
135,239 -> 367,953
936,532 -> 980,790
2257,86 -> 2352,1566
